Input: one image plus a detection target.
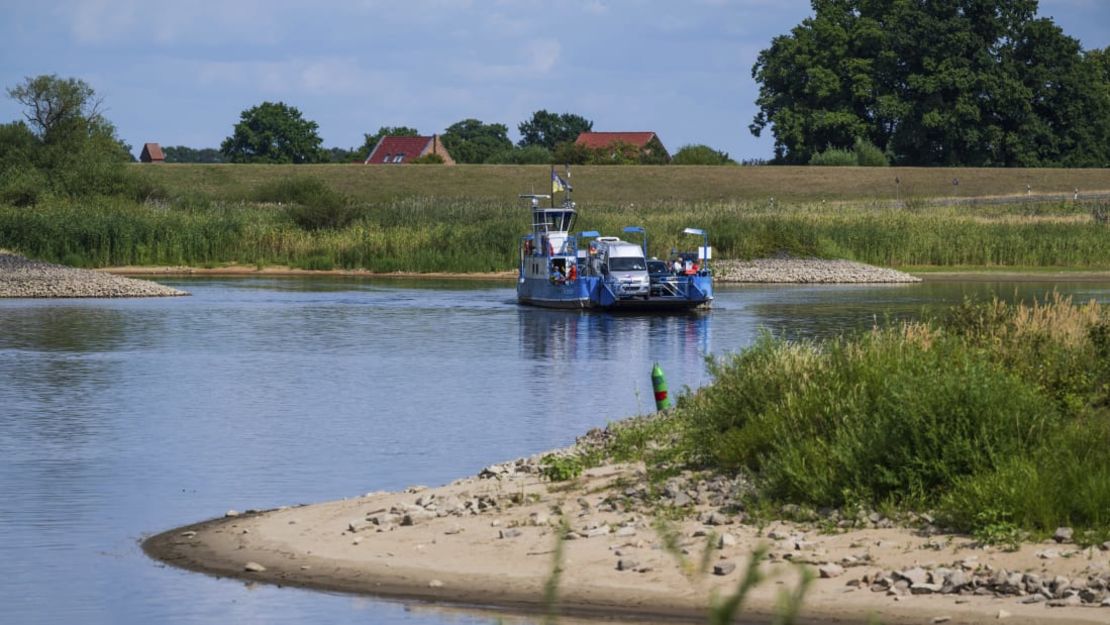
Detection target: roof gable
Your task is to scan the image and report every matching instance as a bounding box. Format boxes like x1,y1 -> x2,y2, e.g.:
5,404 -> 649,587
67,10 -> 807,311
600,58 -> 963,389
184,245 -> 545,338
366,136 -> 432,164
575,132 -> 657,149
140,142 -> 165,162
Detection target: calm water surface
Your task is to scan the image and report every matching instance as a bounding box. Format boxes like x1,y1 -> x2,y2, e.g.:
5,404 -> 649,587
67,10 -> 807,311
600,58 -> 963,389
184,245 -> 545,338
3,276 -> 1109,625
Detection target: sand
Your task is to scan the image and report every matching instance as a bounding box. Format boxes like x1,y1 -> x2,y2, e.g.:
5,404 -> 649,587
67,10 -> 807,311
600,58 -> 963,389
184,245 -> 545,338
144,460 -> 1110,624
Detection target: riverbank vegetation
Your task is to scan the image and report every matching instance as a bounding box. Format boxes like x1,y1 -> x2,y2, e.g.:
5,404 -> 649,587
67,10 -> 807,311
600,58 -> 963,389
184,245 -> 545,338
597,296 -> 1110,542
3,177 -> 1110,271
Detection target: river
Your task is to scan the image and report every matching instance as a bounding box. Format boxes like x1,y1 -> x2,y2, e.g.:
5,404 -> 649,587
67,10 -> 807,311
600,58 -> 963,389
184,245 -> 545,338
2,276 -> 1108,625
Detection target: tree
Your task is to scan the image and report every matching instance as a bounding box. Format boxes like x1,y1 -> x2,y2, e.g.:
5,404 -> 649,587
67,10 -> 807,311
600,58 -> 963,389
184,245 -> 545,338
517,110 -> 593,150
358,126 -> 420,160
2,75 -> 132,203
484,145 -> 553,164
220,102 -> 324,164
672,144 -> 735,165
750,0 -> 1110,167
162,146 -> 224,163
440,119 -> 512,164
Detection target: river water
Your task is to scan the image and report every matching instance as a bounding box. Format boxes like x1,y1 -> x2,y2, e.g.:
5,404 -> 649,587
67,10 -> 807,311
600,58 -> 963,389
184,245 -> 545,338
3,276 -> 1110,625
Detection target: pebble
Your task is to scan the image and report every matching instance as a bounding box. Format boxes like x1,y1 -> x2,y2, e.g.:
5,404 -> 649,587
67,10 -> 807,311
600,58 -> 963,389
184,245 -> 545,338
617,559 -> 639,571
712,258 -> 920,284
0,252 -> 188,298
428,579 -> 444,588
243,562 -> 266,572
996,609 -> 1011,619
1054,527 -> 1074,544
819,563 -> 845,579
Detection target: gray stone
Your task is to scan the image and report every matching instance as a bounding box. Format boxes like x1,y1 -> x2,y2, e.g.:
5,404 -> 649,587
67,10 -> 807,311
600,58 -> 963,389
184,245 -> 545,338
1054,527 -> 1074,543
1046,595 -> 1082,608
911,583 -> 943,595
672,492 -> 692,507
713,562 -> 737,576
499,528 -> 522,539
243,562 -> 266,572
931,617 -> 951,624
617,559 -> 639,571
897,567 -> 930,587
718,533 -> 737,549
615,526 -> 637,537
1020,594 -> 1047,604
819,563 -> 845,579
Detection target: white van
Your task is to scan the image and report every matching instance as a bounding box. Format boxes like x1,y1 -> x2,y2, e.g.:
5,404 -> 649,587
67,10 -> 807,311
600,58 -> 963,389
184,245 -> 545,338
590,238 -> 650,297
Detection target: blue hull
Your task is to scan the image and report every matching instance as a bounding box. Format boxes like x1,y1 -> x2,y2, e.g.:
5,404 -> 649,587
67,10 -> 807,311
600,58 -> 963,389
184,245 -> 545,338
517,275 -> 712,311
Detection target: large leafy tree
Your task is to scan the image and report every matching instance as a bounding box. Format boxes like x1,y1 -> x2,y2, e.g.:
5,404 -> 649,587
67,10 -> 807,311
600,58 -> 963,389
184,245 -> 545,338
440,118 -> 512,164
517,110 -> 593,150
163,146 -> 224,163
750,0 -> 1110,166
220,102 -> 324,164
2,75 -> 131,204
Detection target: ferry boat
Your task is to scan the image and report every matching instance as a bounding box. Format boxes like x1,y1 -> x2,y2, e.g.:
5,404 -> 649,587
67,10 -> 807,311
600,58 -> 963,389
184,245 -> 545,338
516,176 -> 713,311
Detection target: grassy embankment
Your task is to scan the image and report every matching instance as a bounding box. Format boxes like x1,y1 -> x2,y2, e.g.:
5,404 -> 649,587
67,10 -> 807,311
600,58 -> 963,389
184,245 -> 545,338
579,296 -> 1110,543
1,164 -> 1110,272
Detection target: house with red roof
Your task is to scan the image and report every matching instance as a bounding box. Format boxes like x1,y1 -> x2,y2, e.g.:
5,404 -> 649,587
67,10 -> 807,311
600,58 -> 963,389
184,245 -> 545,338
140,143 -> 165,163
575,132 -> 669,163
365,134 -> 455,165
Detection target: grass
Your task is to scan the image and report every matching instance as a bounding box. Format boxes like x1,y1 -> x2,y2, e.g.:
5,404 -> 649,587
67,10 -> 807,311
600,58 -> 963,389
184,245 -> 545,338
6,192 -> 1110,272
130,163 -> 1110,204
602,296 -> 1110,539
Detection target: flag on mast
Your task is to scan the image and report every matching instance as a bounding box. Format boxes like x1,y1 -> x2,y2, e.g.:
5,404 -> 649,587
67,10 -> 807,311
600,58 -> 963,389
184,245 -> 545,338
551,169 -> 567,194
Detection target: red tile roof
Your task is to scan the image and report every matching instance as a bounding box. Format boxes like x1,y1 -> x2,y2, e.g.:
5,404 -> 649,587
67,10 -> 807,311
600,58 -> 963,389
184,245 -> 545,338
140,143 -> 165,162
365,136 -> 432,164
575,132 -> 657,149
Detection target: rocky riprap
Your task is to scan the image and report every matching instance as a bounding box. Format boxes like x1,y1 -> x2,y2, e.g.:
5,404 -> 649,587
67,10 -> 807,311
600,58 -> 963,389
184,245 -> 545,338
0,252 -> 187,298
713,258 -> 921,284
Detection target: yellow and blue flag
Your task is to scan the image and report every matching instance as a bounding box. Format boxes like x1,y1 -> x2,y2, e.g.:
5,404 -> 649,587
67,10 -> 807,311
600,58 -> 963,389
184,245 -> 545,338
551,169 -> 566,193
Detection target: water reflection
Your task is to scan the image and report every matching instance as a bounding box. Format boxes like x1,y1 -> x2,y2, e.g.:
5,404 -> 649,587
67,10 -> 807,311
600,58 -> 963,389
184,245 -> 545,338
517,308 -> 710,363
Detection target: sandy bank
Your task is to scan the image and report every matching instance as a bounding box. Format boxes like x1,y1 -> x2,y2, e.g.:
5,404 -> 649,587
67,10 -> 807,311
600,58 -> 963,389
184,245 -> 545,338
0,252 -> 187,298
144,456 -> 1109,625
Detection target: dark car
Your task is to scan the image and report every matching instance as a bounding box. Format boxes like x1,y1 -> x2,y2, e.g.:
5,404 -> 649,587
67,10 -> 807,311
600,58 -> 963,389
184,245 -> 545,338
647,259 -> 677,296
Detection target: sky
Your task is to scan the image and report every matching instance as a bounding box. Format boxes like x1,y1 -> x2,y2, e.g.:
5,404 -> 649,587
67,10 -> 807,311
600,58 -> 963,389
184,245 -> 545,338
1,0 -> 1108,162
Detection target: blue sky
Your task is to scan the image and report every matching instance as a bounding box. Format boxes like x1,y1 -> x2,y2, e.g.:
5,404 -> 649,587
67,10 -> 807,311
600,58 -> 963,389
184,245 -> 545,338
1,0 -> 1107,161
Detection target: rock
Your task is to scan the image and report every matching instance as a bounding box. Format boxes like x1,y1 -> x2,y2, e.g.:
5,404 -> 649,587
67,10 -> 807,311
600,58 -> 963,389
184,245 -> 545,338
819,563 -> 845,579
615,526 -> 637,537
911,583 -> 944,595
896,567 -> 930,587
499,528 -> 522,539
931,617 -> 951,624
583,525 -> 610,538
529,512 -> 550,527
428,579 -> 444,588
996,611 -> 1011,620
718,533 -> 737,549
713,562 -> 737,576
243,562 -> 266,572
0,252 -> 188,298
617,559 -> 639,571
1046,595 -> 1082,608
1021,594 -> 1047,604
179,530 -> 197,538
946,570 -> 968,590
1054,527 -> 1074,543
672,492 -> 692,507
225,510 -> 240,518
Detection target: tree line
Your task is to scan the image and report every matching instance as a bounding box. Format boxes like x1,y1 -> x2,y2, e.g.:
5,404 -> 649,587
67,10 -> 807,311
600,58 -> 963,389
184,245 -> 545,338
751,0 -> 1110,167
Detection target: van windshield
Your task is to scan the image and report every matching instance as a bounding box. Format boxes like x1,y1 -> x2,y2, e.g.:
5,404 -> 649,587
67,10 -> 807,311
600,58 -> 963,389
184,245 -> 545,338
608,257 -> 646,271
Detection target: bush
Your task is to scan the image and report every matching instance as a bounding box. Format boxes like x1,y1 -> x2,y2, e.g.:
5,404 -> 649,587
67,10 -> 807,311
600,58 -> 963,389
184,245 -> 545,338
672,144 -> 734,165
252,177 -> 358,230
808,147 -> 857,166
409,153 -> 445,165
853,138 -> 889,166
484,145 -> 553,164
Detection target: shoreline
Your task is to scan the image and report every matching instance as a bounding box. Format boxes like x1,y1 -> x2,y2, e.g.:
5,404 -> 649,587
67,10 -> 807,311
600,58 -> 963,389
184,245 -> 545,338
143,455 -> 1110,625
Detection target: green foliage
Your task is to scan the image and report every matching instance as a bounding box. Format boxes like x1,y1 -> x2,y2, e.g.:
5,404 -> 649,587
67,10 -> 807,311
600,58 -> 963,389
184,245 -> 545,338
539,454 -> 584,482
808,147 -> 857,166
517,110 -> 593,150
220,101 -> 324,164
359,126 -> 420,160
664,298 -> 1110,536
2,75 -> 135,202
440,118 -> 512,164
852,138 -> 888,166
252,177 -> 356,231
751,1 -> 1110,166
484,145 -> 553,164
409,153 -> 445,165
162,146 -> 224,163
551,141 -> 592,165
672,144 -> 734,165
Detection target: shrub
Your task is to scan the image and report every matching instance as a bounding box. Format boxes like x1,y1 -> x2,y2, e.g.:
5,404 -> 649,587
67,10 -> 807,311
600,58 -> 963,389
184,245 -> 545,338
484,145 -> 553,164
808,147 -> 857,166
409,153 -> 445,165
672,144 -> 735,165
252,177 -> 358,230
853,138 -> 889,166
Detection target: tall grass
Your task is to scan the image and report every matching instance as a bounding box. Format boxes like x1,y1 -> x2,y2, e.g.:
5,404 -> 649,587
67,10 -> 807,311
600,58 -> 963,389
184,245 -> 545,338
648,296 -> 1110,537
5,191 -> 1110,271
